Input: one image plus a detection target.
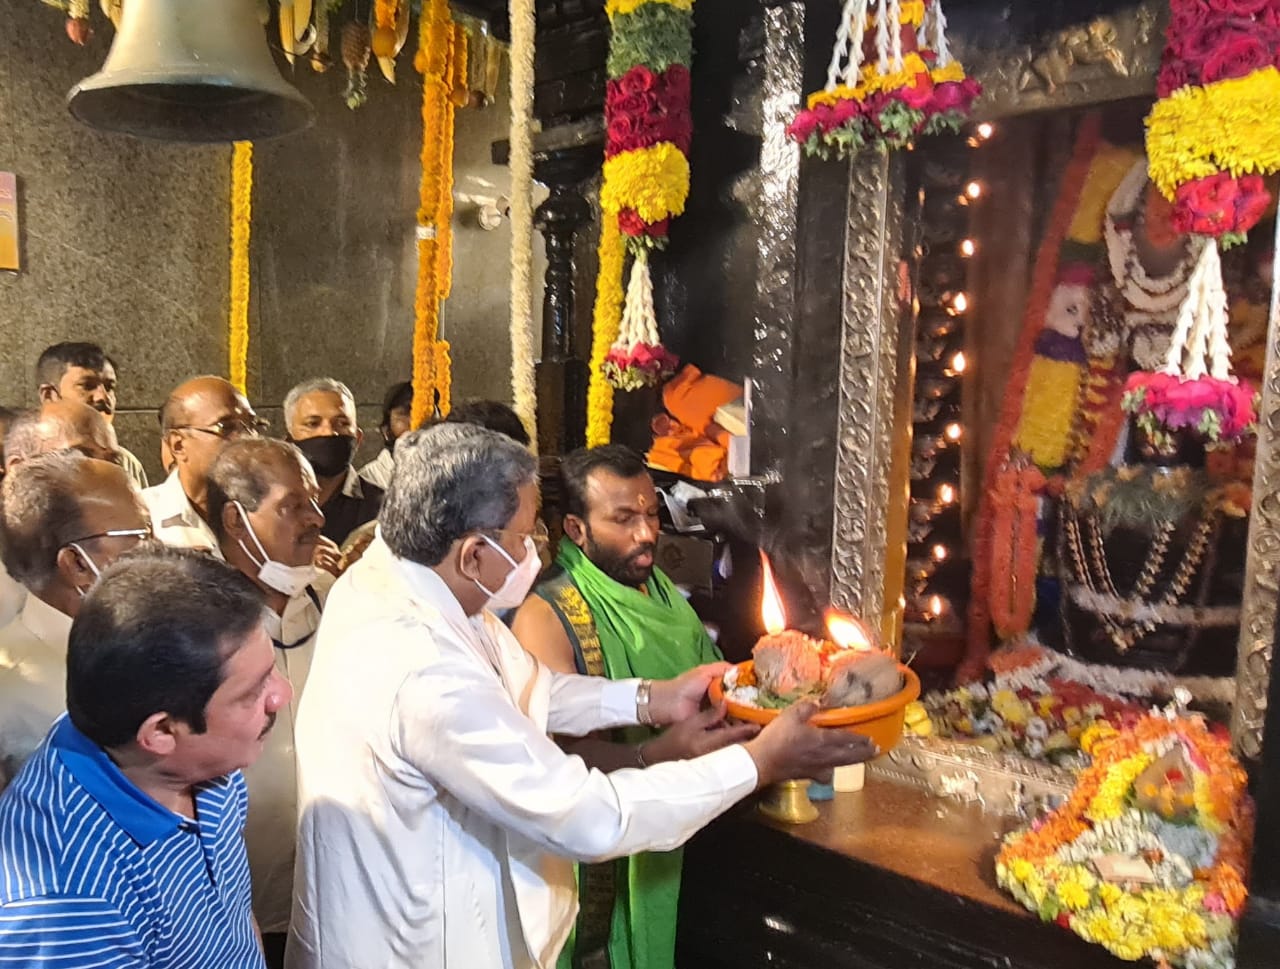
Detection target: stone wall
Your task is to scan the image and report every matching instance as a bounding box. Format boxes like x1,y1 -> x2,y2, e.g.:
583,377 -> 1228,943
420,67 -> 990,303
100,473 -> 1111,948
0,2 -> 531,480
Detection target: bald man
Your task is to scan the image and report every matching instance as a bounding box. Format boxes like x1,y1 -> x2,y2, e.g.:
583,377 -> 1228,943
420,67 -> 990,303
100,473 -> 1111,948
3,399 -> 120,472
0,452 -> 151,787
141,376 -> 266,553
0,401 -> 122,628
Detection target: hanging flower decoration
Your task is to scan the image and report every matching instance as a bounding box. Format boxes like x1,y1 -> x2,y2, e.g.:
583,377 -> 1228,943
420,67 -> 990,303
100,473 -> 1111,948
1121,240 -> 1258,451
787,0 -> 980,159
586,0 -> 689,429
228,142 -> 254,396
409,0 -> 461,426
997,712 -> 1252,968
1146,0 -> 1280,248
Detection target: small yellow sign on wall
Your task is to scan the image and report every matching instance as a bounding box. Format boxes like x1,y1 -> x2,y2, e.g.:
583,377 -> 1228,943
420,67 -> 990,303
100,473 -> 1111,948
0,173 -> 18,272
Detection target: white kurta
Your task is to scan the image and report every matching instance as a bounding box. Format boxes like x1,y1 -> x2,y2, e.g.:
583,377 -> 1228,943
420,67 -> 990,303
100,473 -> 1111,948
141,470 -> 221,554
287,538 -> 758,969
242,578 -> 332,935
0,594 -> 72,788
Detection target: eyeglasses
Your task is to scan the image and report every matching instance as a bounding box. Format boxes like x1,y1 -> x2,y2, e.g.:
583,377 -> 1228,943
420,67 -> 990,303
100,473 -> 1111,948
172,417 -> 270,440
483,522 -> 550,555
61,526 -> 153,548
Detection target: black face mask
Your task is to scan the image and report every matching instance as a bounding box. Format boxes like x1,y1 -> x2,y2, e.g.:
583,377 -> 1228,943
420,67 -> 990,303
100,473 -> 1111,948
292,434 -> 358,479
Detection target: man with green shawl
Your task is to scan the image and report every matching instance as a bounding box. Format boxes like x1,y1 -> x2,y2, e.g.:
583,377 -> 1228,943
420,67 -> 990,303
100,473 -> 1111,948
513,444 -> 751,969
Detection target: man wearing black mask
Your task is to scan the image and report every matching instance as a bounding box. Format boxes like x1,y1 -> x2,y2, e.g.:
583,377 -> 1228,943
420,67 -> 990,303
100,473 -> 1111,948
284,377 -> 382,546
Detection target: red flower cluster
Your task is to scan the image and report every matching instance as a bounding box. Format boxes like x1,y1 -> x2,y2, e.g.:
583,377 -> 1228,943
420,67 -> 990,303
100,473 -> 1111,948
786,76 -> 981,153
1172,172 -> 1272,238
605,64 -> 693,160
602,342 -> 680,390
618,210 -> 669,239
1157,0 -> 1280,97
1123,371 -> 1258,441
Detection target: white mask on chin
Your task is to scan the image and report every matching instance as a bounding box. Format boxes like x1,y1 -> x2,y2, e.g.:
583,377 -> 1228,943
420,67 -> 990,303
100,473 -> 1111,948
233,501 -> 319,599
474,535 -> 540,610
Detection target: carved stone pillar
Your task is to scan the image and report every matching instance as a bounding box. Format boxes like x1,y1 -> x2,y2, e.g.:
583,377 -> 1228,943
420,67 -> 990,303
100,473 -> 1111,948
828,152 -> 908,621
1231,217 -> 1280,761
533,147 -> 596,456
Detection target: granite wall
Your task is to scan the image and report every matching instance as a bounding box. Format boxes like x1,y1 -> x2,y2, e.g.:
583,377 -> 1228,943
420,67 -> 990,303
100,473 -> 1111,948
0,1 -> 532,481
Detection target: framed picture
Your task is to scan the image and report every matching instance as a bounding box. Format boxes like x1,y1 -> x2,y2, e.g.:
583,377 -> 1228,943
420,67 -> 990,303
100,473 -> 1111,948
0,173 -> 18,272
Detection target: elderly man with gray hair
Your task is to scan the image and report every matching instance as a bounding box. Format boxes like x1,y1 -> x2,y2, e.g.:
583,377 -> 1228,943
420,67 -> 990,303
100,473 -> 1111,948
289,423 -> 878,969
283,377 -> 381,549
0,450 -> 151,788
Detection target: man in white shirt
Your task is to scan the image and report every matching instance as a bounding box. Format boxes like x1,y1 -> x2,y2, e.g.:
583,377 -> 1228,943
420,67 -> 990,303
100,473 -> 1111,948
208,438 -> 334,969
289,424 -> 876,969
143,376 -> 267,553
35,341 -> 150,489
0,451 -> 151,788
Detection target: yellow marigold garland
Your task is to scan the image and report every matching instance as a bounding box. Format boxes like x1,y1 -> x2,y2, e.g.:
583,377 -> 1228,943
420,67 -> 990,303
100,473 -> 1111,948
868,0 -> 926,27
600,143 -> 691,225
436,28 -> 457,302
228,141 -> 253,395
606,0 -> 692,14
410,0 -> 458,427
374,0 -> 397,29
1146,67 -> 1280,202
807,57 -> 965,109
450,23 -> 469,108
434,340 -> 453,415
586,217 -> 626,446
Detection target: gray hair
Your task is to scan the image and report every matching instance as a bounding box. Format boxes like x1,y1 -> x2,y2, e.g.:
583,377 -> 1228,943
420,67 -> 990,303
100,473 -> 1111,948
0,450 -> 97,590
382,423 -> 537,566
206,438 -> 316,542
2,409 -> 44,466
283,377 -> 357,430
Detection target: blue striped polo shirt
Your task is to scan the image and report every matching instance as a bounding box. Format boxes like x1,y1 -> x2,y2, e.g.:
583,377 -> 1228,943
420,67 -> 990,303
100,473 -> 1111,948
0,716 -> 265,968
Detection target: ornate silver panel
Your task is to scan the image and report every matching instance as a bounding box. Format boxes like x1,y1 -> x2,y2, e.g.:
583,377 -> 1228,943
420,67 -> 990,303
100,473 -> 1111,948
829,153 -> 906,618
751,2 -> 805,473
869,736 -> 1074,819
1231,219 -> 1280,760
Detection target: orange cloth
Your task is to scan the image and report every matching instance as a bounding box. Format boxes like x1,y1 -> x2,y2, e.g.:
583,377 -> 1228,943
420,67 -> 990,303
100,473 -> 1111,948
646,366 -> 741,482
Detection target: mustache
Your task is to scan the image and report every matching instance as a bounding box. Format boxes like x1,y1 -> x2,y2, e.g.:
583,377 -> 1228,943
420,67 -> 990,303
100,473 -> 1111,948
628,544 -> 656,562
259,712 -> 277,739
93,403 -> 114,415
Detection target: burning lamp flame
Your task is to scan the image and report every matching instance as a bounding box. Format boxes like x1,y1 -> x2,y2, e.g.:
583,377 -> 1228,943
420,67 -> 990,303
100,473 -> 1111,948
759,551 -> 787,635
826,611 -> 872,651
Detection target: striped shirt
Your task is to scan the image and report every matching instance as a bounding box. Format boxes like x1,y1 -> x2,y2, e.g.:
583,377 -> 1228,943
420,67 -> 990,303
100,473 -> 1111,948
0,717 -> 264,968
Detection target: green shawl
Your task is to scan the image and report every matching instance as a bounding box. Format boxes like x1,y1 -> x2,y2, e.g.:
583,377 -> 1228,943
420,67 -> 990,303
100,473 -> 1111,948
554,538 -> 720,969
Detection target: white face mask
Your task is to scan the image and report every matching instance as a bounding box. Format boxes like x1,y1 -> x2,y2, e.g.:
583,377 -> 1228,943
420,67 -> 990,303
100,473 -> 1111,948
474,535 -> 540,610
233,501 -> 319,599
67,543 -> 101,599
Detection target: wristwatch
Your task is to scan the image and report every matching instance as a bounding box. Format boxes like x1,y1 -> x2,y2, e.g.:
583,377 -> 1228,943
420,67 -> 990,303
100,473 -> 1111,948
636,679 -> 654,726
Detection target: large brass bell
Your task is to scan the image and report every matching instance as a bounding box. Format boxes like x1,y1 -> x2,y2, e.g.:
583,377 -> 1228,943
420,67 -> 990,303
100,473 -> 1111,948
68,0 -> 313,142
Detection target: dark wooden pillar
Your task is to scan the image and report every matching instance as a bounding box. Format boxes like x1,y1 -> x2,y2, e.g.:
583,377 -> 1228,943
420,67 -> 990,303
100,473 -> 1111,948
532,146 -> 596,457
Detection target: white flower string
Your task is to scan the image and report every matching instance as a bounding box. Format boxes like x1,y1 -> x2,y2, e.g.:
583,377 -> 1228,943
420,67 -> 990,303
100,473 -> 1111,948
507,0 -> 538,449
825,0 -> 868,92
1164,241 -> 1232,381
614,251 -> 660,354
930,0 -> 952,67
874,0 -> 890,73
889,0 -> 903,72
